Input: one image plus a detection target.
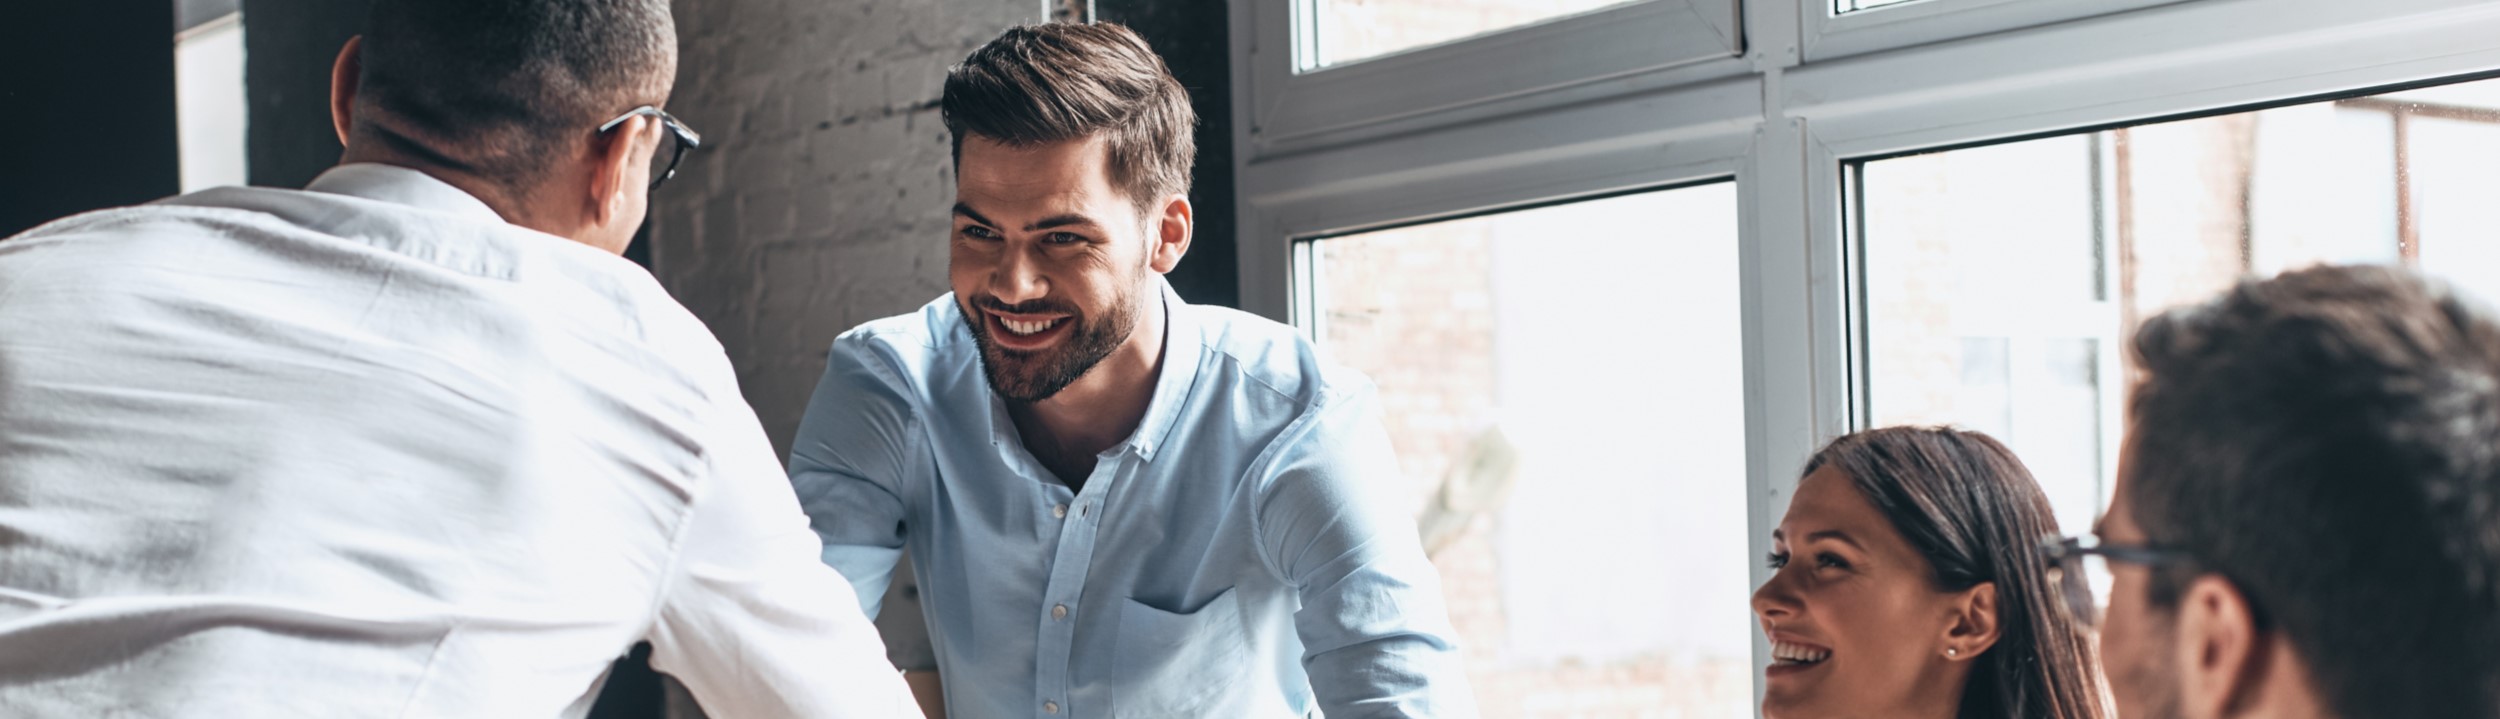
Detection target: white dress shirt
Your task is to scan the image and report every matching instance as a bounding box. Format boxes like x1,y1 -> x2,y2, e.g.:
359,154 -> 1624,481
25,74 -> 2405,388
0,164 -> 920,718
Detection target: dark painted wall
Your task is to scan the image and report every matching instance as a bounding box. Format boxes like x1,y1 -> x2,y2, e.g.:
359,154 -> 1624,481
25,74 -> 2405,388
1098,0 -> 1238,309
0,2 -> 180,237
241,0 -> 370,190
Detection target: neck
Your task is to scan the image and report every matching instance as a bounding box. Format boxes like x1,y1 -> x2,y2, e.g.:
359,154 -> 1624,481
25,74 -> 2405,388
1910,661 -> 1974,719
2228,640 -> 2333,719
337,142 -> 573,239
1009,289 -> 1169,467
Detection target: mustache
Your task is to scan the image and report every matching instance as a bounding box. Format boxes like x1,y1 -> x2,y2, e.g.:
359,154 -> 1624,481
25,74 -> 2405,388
971,295 -> 1080,316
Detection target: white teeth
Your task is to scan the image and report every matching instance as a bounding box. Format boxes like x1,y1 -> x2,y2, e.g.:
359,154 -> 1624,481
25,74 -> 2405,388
1772,640 -> 1831,664
1000,318 -> 1055,336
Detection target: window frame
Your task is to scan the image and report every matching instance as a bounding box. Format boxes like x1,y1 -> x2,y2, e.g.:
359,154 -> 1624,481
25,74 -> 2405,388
1802,0 -> 2195,63
1243,0 -> 1743,158
1227,0 -> 2500,711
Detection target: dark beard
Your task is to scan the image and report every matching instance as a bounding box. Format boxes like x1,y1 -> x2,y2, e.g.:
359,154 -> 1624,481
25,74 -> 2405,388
961,290 -> 1140,403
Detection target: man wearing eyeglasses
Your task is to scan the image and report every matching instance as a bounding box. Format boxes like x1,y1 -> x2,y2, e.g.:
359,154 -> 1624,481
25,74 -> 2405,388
2041,265 -> 2500,719
0,2 -> 915,716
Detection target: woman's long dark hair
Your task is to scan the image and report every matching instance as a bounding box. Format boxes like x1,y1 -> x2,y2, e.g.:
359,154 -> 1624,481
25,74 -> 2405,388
1803,426 -> 2107,719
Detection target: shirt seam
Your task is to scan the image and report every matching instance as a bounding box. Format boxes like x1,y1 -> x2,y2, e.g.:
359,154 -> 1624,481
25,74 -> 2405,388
1243,383 -> 1355,585
389,621 -> 465,718
845,336 -> 937,512
633,401 -> 723,661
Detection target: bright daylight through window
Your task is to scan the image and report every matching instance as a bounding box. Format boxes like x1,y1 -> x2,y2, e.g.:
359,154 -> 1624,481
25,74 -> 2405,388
1302,183 -> 1751,717
1856,75 -> 2500,540
1301,0 -> 1642,70
176,7 -> 248,193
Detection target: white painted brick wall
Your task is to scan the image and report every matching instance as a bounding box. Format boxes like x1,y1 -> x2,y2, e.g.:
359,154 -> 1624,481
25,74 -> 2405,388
654,0 -> 1043,456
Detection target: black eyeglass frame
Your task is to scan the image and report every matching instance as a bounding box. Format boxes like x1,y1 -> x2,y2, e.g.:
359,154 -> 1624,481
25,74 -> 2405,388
2038,534 -> 2194,627
599,105 -> 703,190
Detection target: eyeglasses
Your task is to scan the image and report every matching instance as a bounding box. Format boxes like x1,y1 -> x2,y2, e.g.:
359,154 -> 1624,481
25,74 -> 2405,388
599,105 -> 704,190
2038,535 -> 2193,628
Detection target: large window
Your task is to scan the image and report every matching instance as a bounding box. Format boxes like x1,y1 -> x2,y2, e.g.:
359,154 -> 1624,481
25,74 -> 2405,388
1302,184 -> 1751,718
1237,0 -> 2500,714
1855,76 -> 2500,532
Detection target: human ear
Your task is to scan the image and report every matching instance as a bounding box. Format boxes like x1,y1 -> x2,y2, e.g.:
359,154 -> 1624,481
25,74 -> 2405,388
2176,575 -> 2264,718
1942,581 -> 2003,661
1148,193 -> 1193,274
329,37 -> 365,148
585,115 -> 652,232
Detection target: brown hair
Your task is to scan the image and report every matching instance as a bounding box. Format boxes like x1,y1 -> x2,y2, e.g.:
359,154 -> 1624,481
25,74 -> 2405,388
1805,427 -> 2108,719
940,22 -> 1197,213
2127,265 -> 2500,719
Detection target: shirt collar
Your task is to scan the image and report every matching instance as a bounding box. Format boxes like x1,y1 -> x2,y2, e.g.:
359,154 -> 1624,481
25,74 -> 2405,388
1128,279 -> 1201,461
304,163 -> 506,224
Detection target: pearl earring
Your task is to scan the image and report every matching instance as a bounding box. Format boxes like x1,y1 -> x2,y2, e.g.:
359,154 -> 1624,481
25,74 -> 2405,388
1946,648 -> 1959,658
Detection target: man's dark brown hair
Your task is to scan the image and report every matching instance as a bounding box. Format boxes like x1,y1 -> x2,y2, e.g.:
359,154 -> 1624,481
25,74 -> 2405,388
2126,264 -> 2500,719
941,23 -> 1197,214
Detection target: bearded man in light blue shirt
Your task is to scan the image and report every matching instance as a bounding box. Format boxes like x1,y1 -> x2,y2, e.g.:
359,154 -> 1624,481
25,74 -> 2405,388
788,22 -> 1477,719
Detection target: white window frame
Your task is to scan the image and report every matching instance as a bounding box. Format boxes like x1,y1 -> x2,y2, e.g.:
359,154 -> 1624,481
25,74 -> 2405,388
1227,0 -> 2500,710
1803,0 -> 2194,62
1244,0 -> 1742,156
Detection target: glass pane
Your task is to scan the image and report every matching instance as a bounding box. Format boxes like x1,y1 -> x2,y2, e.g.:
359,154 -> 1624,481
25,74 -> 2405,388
1856,76 -> 2500,534
1304,184 -> 1750,717
1303,0 -> 1644,70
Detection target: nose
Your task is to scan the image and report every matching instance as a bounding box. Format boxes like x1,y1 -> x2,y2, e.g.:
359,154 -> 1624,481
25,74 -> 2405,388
1753,567 -> 1800,624
987,242 -> 1049,306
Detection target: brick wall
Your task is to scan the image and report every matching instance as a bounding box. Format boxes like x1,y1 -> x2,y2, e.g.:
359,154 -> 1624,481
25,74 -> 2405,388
651,0 -> 1045,457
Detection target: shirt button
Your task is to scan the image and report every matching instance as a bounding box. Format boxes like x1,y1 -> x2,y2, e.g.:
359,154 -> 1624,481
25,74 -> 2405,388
1044,700 -> 1060,714
1052,604 -> 1069,620
1052,503 -> 1068,518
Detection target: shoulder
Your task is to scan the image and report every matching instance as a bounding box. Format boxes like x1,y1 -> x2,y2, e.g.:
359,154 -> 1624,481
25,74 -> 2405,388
1188,303 -> 1377,421
824,294 -> 974,397
0,196 -> 318,279
787,296 -> 973,473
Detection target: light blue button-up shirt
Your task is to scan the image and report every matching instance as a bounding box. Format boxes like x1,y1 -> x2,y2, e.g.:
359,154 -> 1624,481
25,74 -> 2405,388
789,281 -> 1476,718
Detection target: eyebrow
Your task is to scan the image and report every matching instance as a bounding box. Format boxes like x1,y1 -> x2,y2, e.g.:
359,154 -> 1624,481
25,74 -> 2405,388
950,204 -> 1104,234
1802,530 -> 1864,550
951,203 -> 997,228
1026,214 -> 1101,232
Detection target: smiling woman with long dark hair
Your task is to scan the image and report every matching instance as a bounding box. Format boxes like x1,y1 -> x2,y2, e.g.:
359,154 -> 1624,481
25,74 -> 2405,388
1752,426 -> 2106,719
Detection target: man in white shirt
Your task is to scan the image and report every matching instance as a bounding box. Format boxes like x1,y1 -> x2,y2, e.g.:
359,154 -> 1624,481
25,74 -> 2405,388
0,2 -> 917,717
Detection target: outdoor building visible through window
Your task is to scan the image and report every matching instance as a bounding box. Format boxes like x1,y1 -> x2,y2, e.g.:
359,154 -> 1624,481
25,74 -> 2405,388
1302,0 -> 1642,70
1855,75 -> 2500,538
1300,183 -> 1750,718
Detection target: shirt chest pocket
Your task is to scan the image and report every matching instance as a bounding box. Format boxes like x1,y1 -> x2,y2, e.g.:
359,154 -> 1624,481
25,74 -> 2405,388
1112,586 -> 1251,717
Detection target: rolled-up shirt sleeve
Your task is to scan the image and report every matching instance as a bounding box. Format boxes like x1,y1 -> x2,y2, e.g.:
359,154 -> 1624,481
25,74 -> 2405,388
1253,384 -> 1480,719
644,376 -> 924,718
787,333 -> 925,618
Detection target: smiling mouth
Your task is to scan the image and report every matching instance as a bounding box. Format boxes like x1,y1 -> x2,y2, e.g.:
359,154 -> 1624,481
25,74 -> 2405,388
998,317 -> 1064,335
1772,640 -> 1831,667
